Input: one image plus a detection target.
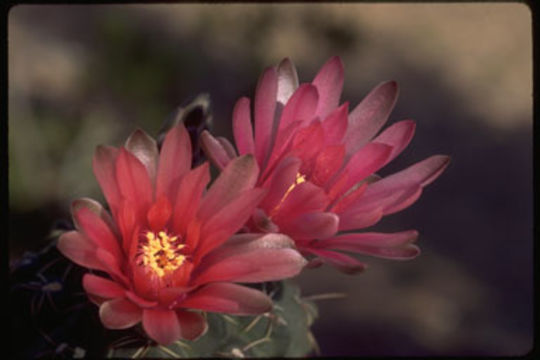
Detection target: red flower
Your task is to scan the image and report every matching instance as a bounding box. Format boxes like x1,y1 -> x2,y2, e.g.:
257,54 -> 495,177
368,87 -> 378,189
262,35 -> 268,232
57,123 -> 306,345
202,57 -> 450,273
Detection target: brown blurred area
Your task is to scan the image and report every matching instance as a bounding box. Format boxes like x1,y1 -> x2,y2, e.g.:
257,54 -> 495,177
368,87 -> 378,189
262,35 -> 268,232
8,4 -> 532,356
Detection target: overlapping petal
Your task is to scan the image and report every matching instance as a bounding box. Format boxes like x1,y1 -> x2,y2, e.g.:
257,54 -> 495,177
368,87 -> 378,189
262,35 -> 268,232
58,122 -> 305,345
204,56 -> 449,273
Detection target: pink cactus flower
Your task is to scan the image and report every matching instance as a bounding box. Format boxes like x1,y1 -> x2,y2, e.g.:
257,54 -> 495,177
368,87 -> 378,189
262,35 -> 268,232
202,56 -> 450,274
57,123 -> 306,345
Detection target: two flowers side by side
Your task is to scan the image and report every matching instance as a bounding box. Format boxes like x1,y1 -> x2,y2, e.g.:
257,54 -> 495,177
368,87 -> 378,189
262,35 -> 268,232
57,56 -> 449,346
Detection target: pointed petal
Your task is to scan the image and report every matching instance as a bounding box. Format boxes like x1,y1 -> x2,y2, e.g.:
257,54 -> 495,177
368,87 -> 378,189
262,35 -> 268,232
57,231 -> 106,271
199,188 -> 267,257
99,298 -> 142,330
71,198 -> 119,240
331,143 -> 392,198
147,195 -> 172,232
143,308 -> 181,345
280,212 -> 339,240
277,57 -> 299,105
259,156 -> 301,211
96,248 -> 129,286
304,248 -> 366,274
177,310 -> 207,340
172,162 -> 210,235
116,148 -> 153,218
193,233 -> 306,285
372,119 -> 416,165
278,83 -> 319,132
198,155 -> 259,222
338,207 -> 384,231
322,230 -> 419,249
218,136 -> 238,159
233,97 -> 255,155
93,145 -> 121,214
254,66 -> 278,166
344,81 -> 399,156
356,156 -> 450,214
125,128 -> 159,184
72,206 -> 122,259
156,123 -> 192,199
311,145 -> 345,187
180,283 -> 272,315
321,102 -> 349,145
272,181 -> 329,224
200,130 -> 233,170
312,56 -> 344,118
125,291 -> 159,308
82,273 -> 126,299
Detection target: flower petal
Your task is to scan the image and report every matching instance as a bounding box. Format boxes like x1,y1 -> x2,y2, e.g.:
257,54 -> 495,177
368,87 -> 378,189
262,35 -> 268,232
71,198 -> 117,235
330,142 -> 392,199
177,310 -> 208,340
321,102 -> 349,145
192,233 -> 306,285
312,56 -> 344,119
344,81 -> 399,157
82,273 -> 126,299
276,57 -> 299,105
311,145 -> 345,187
198,155 -> 259,222
93,145 -> 121,215
233,97 -> 255,155
259,156 -> 301,211
272,181 -> 329,224
355,155 -> 450,214
278,83 -> 319,133
198,188 -> 267,258
142,308 -> 181,345
99,298 -> 142,330
115,148 -> 153,219
254,66 -> 278,167
338,207 -> 384,231
172,162 -> 210,235
72,205 -> 122,260
200,130 -> 233,170
180,283 -> 272,315
321,230 -> 419,249
305,248 -> 366,274
156,123 -> 192,199
125,291 -> 159,308
57,231 -> 106,271
372,119 -> 416,166
125,128 -> 159,184
147,195 -> 172,232
280,212 -> 339,241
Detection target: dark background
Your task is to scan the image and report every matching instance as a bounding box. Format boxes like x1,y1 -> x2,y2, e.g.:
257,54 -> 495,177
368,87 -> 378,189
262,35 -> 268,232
8,4 -> 533,356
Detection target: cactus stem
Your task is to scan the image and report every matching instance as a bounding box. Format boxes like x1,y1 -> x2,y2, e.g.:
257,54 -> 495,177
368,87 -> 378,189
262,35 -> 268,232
242,317 -> 274,352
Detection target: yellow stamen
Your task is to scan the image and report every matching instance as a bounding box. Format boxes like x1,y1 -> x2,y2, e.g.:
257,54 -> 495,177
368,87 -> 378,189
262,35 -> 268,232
139,230 -> 185,277
270,172 -> 306,216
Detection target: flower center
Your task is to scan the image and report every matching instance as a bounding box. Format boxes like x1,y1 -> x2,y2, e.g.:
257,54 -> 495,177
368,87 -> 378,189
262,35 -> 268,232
139,231 -> 186,277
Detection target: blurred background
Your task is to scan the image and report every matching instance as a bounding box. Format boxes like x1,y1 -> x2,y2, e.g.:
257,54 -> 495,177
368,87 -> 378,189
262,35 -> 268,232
8,3 -> 532,357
